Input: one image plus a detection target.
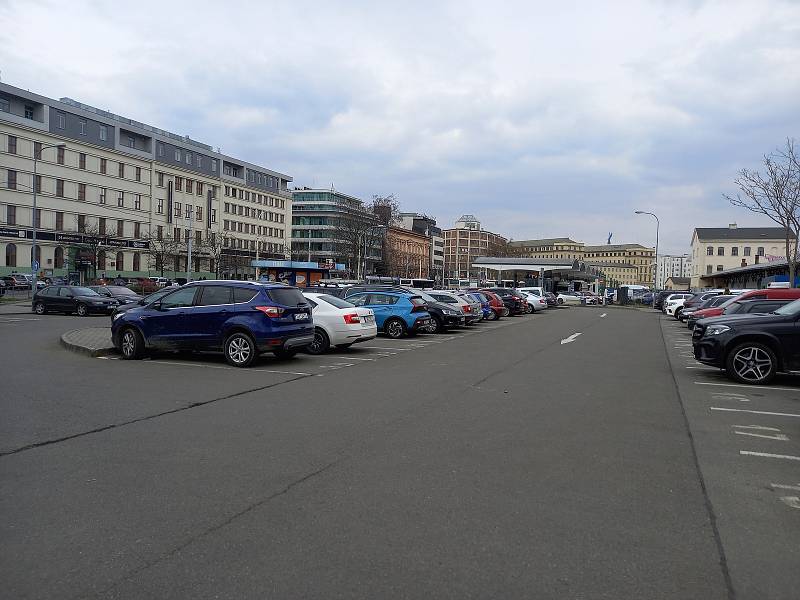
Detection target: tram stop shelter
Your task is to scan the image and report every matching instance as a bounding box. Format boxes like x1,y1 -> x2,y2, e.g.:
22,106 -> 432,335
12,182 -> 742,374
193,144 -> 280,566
471,257 -> 604,291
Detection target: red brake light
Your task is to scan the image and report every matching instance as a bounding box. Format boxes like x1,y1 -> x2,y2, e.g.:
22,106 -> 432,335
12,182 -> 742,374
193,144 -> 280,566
464,305 -> 471,312
343,313 -> 361,324
254,306 -> 284,317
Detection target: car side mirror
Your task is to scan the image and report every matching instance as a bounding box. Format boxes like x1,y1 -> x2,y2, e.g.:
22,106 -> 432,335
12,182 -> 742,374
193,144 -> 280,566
151,301 -> 165,311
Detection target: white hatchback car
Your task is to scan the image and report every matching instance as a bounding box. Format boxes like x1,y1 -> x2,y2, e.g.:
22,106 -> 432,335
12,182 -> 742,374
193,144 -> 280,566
302,292 -> 378,354
556,292 -> 582,306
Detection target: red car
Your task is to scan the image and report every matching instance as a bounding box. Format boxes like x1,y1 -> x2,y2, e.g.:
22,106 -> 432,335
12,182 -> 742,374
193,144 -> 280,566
481,290 -> 510,320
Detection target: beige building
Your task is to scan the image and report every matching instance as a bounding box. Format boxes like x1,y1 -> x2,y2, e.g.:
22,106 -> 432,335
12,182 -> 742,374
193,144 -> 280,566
690,224 -> 792,288
385,226 -> 431,278
0,81 -> 291,281
509,237 -> 584,261
443,215 -> 507,280
583,243 -> 655,286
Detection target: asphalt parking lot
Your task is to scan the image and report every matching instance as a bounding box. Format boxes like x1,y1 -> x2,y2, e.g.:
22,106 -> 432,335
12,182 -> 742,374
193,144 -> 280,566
1,306 -> 798,599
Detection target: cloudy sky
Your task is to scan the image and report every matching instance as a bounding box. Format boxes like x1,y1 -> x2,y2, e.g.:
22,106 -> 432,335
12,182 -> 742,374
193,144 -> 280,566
1,0 -> 798,253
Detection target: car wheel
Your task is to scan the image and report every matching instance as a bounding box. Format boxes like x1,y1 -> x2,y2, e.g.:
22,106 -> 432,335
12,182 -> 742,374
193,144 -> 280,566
485,310 -> 497,321
34,302 -> 46,315
725,342 -> 777,385
76,303 -> 88,317
119,327 -> 145,360
306,327 -> 330,355
224,332 -> 257,367
273,347 -> 298,360
526,303 -> 534,314
429,316 -> 443,334
557,297 -> 564,305
674,307 -> 683,319
384,318 -> 406,339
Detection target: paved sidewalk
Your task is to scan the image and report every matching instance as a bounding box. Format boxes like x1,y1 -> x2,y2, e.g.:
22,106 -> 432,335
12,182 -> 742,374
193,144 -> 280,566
60,327 -> 116,357
0,301 -> 33,315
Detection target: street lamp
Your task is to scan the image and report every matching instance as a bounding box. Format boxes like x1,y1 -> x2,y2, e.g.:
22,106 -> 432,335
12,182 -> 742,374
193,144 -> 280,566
32,143 -> 66,294
635,210 -> 659,296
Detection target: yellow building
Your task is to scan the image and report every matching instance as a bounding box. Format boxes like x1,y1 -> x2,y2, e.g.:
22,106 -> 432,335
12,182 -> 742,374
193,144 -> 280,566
509,237 -> 584,261
584,243 -> 655,286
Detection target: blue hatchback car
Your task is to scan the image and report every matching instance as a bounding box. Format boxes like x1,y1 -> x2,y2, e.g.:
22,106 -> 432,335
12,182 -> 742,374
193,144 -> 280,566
345,291 -> 432,338
111,281 -> 314,367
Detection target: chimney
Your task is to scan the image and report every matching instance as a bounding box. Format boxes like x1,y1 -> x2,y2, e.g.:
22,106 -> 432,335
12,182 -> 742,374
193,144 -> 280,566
755,254 -> 760,264
741,259 -> 747,267
729,223 -> 737,229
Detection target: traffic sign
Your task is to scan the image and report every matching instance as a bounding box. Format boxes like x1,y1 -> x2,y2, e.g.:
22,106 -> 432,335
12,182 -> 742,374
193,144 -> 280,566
32,260 -> 40,272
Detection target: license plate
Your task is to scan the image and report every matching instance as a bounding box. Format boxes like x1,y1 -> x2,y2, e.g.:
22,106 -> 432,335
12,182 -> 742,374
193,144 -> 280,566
294,312 -> 309,320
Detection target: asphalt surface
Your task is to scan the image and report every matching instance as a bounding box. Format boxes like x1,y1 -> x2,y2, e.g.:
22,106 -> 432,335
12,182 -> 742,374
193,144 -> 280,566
0,306 -> 796,599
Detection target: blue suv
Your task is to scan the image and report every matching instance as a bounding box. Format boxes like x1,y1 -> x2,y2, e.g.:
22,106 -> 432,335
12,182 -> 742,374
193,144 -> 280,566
111,281 -> 314,367
346,291 -> 431,338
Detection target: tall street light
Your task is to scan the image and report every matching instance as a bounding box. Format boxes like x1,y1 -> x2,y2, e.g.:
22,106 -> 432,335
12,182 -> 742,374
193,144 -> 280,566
635,210 -> 659,297
32,142 -> 66,293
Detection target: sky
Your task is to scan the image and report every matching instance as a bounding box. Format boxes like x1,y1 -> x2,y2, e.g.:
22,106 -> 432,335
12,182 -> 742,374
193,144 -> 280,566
1,0 -> 798,254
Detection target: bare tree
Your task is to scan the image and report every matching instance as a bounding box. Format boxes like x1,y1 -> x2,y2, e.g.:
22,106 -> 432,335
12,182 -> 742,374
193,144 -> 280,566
71,219 -> 105,280
724,139 -> 800,287
330,196 -> 381,275
142,230 -> 181,276
370,194 -> 400,227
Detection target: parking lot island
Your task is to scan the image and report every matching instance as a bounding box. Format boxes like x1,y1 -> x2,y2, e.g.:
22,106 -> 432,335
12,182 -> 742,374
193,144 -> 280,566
60,327 -> 116,357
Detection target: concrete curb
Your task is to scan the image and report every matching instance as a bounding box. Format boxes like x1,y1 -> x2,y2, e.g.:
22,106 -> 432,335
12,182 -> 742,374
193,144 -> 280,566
59,328 -> 117,358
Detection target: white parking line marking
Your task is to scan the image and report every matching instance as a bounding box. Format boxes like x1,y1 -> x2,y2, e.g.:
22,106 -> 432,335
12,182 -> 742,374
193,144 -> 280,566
736,425 -> 780,431
600,313 -> 607,318
739,451 -> 800,461
779,496 -> 800,509
560,332 -> 582,345
0,317 -> 41,322
710,407 -> 800,418
145,360 -> 311,376
335,356 -> 375,361
734,431 -> 789,441
696,381 -> 800,392
359,346 -> 410,351
771,483 -> 800,491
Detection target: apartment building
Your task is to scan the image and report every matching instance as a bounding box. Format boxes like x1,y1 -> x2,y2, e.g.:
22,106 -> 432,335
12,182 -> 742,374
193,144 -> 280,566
0,82 -> 291,280
583,243 -> 655,286
397,212 -> 443,282
656,254 -> 692,289
385,226 -> 431,279
690,224 -> 792,288
443,215 -> 507,280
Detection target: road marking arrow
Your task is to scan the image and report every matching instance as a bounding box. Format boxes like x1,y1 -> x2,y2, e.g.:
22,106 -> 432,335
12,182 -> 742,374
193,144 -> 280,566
600,313 -> 607,318
560,332 -> 582,345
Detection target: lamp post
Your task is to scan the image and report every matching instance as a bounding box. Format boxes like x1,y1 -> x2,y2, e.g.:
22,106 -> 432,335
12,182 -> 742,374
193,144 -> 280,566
32,143 -> 66,295
635,210 -> 659,298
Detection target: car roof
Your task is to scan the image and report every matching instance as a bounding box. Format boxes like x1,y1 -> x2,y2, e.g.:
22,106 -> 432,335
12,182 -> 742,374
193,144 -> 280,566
184,280 -> 288,289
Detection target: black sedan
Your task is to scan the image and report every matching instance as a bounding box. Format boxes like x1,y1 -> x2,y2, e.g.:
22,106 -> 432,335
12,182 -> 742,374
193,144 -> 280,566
693,298 -> 800,384
111,287 -> 175,317
89,285 -> 143,305
32,285 -> 118,316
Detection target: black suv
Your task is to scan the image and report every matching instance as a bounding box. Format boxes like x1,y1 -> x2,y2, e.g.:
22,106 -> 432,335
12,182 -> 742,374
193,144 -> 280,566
693,299 -> 800,384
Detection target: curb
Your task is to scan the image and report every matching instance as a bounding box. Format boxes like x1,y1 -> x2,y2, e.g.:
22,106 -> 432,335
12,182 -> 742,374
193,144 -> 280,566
59,329 -> 118,358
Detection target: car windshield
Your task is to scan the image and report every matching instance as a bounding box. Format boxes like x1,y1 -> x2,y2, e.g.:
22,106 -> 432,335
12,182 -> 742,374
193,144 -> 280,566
318,295 -> 355,309
773,298 -> 800,315
143,289 -> 171,303
72,287 -> 99,296
724,301 -> 744,314
106,286 -> 138,295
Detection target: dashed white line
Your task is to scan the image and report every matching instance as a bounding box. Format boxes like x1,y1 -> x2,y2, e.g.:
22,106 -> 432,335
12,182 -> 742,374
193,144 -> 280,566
710,407 -> 800,418
696,381 -> 800,392
771,483 -> 800,491
740,450 -> 800,461
144,360 -> 311,376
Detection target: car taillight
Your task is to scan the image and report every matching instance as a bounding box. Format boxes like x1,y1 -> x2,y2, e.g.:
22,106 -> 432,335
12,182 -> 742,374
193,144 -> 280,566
463,305 -> 471,312
411,305 -> 427,313
254,306 -> 284,317
343,313 -> 361,324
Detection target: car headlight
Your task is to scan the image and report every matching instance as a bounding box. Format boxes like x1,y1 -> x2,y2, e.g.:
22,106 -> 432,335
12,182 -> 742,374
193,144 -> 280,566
704,324 -> 730,336
112,312 -> 125,321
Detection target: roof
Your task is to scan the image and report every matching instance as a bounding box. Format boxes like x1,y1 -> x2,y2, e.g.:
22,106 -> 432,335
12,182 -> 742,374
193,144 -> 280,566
584,243 -> 651,251
694,227 -> 793,241
665,277 -> 691,284
699,258 -> 791,279
509,238 -> 580,247
472,257 -> 576,266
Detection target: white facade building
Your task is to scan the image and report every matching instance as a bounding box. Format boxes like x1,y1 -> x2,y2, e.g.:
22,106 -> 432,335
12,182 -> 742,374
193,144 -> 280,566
656,254 -> 692,289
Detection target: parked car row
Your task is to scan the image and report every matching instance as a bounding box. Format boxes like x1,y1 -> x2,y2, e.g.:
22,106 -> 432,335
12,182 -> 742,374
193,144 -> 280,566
31,285 -> 144,316
661,287 -> 800,384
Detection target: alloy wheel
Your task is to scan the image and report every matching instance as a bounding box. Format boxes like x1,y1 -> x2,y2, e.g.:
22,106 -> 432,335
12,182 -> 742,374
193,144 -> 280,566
386,320 -> 404,338
121,331 -> 136,357
76,304 -> 87,317
227,336 -> 252,365
732,346 -> 773,383
34,302 -> 45,315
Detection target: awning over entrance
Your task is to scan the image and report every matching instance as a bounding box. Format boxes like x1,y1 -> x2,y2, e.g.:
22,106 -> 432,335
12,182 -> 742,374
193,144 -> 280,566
470,256 -> 606,289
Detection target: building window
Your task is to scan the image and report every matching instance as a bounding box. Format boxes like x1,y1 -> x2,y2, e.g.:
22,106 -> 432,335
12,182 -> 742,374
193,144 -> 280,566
174,149 -> 181,161
195,230 -> 202,245
133,252 -> 140,271
186,179 -> 193,194
134,194 -> 142,210
757,247 -> 765,256
100,158 -> 107,174
157,198 -> 163,214
117,220 -> 124,237
706,246 -> 713,256
79,120 -> 87,135
56,179 -> 64,197
99,188 -> 106,204
197,182 -> 204,196
716,247 -> 724,256
24,105 -> 34,119
157,172 -> 164,186
33,142 -> 42,159
134,222 -> 141,238
54,246 -> 64,269
7,205 -> 16,225
127,136 -> 135,148
744,246 -> 751,256
56,146 -> 65,165
135,167 -> 141,182
97,250 -> 106,271
731,247 -> 738,256
78,183 -> 86,201
196,156 -> 202,168
211,159 -> 217,172
196,206 -> 202,221
55,212 -> 63,230
185,204 -> 191,219
174,202 -> 182,217
77,214 -> 86,232
115,251 -> 124,270
118,162 -> 125,178
175,177 -> 183,191
7,135 -> 17,154
186,152 -> 192,165
98,218 -> 106,235
57,112 -> 65,128
5,243 -> 16,267
6,169 -> 16,189
156,225 -> 163,240
157,142 -> 164,156
117,191 -> 124,207
99,125 -> 107,141
79,153 -> 86,169
0,97 -> 9,112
